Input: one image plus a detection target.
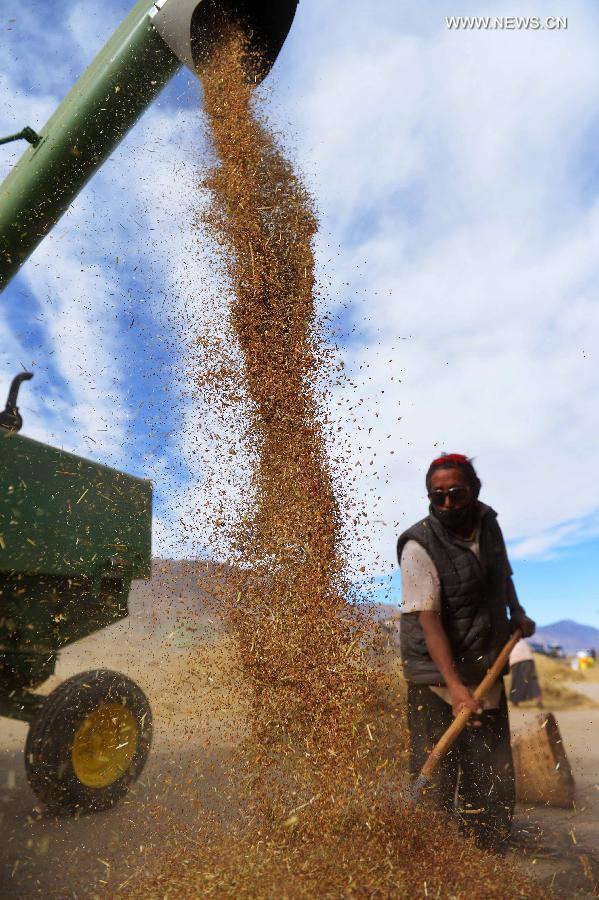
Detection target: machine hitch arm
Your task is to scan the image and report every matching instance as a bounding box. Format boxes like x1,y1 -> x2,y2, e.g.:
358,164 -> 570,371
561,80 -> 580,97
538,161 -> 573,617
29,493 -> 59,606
0,127 -> 42,148
0,371 -> 33,433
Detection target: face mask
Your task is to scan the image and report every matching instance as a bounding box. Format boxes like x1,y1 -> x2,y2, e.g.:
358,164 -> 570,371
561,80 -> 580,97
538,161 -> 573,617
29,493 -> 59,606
431,503 -> 474,531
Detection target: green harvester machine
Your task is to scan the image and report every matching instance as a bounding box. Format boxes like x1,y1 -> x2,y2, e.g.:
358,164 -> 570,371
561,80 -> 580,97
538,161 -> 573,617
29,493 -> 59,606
0,374 -> 153,812
0,0 -> 297,813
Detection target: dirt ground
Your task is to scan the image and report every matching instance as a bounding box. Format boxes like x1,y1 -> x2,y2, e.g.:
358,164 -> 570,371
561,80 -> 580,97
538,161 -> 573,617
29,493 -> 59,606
0,563 -> 247,899
508,697 -> 599,896
1,569 -> 598,898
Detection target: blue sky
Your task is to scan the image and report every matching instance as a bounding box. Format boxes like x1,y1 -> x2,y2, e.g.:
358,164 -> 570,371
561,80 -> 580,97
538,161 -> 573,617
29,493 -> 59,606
2,1 -> 599,628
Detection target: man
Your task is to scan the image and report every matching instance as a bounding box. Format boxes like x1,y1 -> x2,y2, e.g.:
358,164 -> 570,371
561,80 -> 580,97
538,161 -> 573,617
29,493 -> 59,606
398,453 -> 535,851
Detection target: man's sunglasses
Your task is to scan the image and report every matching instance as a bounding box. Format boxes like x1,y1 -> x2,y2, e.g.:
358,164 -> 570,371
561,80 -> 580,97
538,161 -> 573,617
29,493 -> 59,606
428,487 -> 470,507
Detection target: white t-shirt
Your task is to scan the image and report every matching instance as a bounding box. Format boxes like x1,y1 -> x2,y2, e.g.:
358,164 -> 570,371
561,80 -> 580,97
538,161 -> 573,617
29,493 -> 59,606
509,637 -> 534,666
400,535 -> 502,709
400,540 -> 443,613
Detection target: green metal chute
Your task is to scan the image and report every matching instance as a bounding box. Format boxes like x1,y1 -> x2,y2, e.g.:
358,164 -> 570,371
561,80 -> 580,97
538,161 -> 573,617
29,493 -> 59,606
0,0 -> 298,292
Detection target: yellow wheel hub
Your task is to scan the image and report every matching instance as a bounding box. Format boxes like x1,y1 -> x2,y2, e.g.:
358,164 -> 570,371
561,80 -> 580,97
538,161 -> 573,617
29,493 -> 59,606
71,704 -> 138,789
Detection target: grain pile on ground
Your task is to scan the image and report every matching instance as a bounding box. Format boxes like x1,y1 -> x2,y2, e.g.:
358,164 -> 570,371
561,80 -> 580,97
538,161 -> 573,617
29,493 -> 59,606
124,24 -> 543,899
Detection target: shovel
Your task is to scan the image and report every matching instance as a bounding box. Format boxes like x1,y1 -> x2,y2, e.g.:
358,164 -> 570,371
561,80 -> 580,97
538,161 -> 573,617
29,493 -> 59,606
408,629 -> 522,803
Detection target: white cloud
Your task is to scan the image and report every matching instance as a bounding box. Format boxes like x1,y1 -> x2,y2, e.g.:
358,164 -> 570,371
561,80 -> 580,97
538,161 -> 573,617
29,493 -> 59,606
268,0 -> 599,571
5,0 -> 599,580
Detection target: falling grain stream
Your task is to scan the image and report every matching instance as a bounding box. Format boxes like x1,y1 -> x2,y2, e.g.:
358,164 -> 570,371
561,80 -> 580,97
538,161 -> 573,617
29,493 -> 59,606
118,27 -> 549,898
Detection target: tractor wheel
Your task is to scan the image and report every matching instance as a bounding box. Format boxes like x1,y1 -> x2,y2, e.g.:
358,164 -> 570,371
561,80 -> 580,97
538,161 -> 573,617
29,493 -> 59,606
24,669 -> 152,814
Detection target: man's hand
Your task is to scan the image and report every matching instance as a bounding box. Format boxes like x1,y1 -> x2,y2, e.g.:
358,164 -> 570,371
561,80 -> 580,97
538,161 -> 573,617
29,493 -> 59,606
448,682 -> 483,726
511,612 -> 536,638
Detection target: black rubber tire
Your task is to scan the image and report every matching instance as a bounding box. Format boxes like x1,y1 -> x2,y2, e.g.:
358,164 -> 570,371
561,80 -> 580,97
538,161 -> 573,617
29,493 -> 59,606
24,669 -> 152,814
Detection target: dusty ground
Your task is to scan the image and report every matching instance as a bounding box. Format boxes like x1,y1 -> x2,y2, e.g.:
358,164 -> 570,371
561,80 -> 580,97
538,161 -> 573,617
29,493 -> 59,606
1,570 -> 598,898
508,695 -> 599,896
504,654 -> 599,893
0,563 -> 248,899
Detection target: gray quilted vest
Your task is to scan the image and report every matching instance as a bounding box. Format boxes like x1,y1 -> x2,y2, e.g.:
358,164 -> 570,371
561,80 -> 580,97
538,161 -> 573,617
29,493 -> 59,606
398,503 -> 512,685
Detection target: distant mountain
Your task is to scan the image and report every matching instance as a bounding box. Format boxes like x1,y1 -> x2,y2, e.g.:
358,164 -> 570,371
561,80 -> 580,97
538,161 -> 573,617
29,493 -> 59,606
370,603 -> 401,622
137,569 -> 596,655
534,619 -> 599,654
128,558 -> 236,638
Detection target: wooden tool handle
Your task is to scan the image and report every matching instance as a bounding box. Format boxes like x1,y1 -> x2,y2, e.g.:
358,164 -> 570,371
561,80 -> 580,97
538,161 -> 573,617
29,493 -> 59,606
419,629 -> 522,780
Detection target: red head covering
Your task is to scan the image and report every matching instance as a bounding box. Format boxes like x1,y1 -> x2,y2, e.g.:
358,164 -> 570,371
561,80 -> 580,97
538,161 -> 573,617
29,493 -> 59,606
429,452 -> 471,469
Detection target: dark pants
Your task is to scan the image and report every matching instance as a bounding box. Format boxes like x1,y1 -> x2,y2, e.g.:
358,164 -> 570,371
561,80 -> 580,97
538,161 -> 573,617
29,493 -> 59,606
407,682 -> 515,851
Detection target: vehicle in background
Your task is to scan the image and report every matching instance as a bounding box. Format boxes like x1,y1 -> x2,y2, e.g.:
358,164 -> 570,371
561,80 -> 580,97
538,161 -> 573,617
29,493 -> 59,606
529,640 -> 565,659
571,649 -> 596,671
